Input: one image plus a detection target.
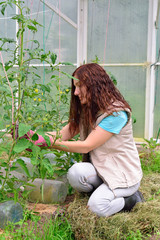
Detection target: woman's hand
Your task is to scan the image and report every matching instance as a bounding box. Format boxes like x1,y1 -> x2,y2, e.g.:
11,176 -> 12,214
50,126 -> 113,154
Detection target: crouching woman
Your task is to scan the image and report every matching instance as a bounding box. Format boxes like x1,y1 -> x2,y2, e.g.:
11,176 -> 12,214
23,63 -> 144,217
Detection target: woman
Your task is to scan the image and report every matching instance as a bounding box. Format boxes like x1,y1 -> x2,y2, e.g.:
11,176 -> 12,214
26,63 -> 144,217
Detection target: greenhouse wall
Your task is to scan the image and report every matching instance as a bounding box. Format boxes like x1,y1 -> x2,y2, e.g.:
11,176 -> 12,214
0,0 -> 159,140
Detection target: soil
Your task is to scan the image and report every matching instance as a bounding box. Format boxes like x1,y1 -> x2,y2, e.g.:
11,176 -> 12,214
27,194 -> 75,215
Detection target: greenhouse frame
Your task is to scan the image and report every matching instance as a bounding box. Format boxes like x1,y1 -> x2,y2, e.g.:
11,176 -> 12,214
0,0 -> 160,141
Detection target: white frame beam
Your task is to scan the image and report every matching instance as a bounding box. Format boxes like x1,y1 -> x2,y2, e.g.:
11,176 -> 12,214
39,0 -> 88,68
77,0 -> 88,67
40,0 -> 77,29
155,0 -> 160,28
145,0 -> 158,139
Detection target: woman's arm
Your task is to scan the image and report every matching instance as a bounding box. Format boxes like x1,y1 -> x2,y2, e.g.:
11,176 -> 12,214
46,123 -> 79,141
51,126 -> 113,153
30,123 -> 79,148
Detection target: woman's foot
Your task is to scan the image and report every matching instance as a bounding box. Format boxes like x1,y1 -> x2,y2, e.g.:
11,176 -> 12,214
123,190 -> 144,212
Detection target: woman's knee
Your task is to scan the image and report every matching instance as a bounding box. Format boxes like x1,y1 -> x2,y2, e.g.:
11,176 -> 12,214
67,163 -> 85,189
87,194 -> 110,217
68,162 -> 82,180
67,162 -> 95,192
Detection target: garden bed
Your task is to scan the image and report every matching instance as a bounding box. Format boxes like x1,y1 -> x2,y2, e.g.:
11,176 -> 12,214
1,174 -> 160,239
0,194 -> 75,239
1,141 -> 160,239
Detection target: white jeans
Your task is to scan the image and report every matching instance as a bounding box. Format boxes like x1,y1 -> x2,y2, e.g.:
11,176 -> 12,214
67,162 -> 140,217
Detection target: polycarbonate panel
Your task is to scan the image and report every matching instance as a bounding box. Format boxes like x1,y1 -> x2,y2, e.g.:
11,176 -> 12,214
104,66 -> 146,137
88,0 -> 149,63
0,4 -> 16,62
24,65 -> 76,119
153,66 -> 160,139
23,0 -> 77,63
27,65 -> 76,86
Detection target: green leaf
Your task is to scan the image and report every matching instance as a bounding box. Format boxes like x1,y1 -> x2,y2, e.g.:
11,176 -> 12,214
107,71 -> 117,85
0,2 -> 6,5
40,168 -> 47,179
32,133 -> 39,141
19,123 -> 31,138
50,53 -> 57,64
61,71 -> 78,80
14,158 -> 31,178
34,73 -> 41,79
31,19 -> 39,26
0,37 -> 15,45
36,128 -> 45,136
25,182 -> 35,187
33,40 -> 40,48
40,84 -> 50,93
0,120 -> 5,130
13,139 -> 31,153
42,159 -> 53,175
0,3 -> 6,15
41,54 -> 48,61
51,75 -> 56,79
6,180 -> 14,189
1,162 -> 8,168
30,157 -> 39,165
12,14 -> 23,22
30,143 -> 41,154
61,62 -> 74,66
4,105 -> 12,110
27,25 -> 37,32
10,166 -> 18,171
0,86 -> 10,93
31,19 -> 43,27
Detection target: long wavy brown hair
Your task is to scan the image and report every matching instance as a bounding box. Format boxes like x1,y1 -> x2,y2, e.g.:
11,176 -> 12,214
68,63 -> 131,135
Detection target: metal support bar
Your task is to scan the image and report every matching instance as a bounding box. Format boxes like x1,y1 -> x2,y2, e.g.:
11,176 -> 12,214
77,0 -> 88,67
155,0 -> 160,28
145,0 -> 158,139
101,63 -> 149,67
40,0 -> 77,29
13,62 -> 150,68
13,63 -> 77,67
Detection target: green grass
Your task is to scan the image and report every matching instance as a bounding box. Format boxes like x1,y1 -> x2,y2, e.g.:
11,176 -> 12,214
1,212 -> 74,240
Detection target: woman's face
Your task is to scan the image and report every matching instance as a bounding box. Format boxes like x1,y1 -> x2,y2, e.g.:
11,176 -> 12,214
73,77 -> 87,105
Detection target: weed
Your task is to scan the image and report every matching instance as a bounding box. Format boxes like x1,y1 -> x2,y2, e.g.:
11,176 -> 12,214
140,138 -> 160,174
126,230 -> 143,240
1,211 -> 74,240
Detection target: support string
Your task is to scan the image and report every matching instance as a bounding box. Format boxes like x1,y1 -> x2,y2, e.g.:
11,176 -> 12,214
0,52 -> 14,124
103,0 -> 110,66
58,0 -> 61,121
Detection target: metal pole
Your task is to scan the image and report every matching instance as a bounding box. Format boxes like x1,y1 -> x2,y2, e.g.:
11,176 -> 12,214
77,0 -> 88,67
145,0 -> 158,139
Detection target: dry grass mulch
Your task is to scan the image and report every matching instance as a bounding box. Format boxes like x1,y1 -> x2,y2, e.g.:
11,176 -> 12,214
67,173 -> 160,240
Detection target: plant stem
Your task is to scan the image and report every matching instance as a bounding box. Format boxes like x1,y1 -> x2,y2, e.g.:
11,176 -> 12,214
1,141 -> 16,192
0,52 -> 15,124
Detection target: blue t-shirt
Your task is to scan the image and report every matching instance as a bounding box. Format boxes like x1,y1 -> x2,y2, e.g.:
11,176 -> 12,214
98,111 -> 128,134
